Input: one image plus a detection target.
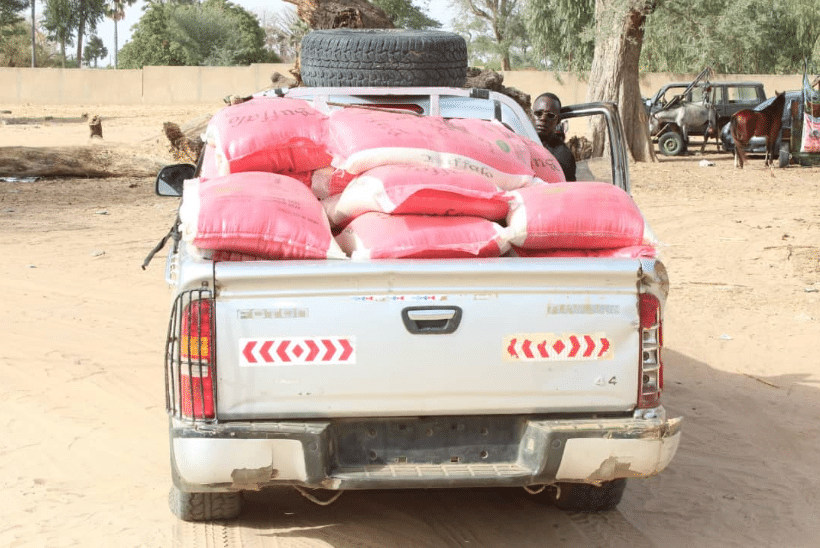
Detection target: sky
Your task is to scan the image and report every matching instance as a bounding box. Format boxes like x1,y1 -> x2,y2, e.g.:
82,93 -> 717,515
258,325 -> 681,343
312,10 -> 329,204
44,0 -> 457,67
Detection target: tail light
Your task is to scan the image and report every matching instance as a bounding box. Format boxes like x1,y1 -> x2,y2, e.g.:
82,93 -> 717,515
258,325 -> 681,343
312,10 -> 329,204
638,292 -> 663,408
165,291 -> 215,420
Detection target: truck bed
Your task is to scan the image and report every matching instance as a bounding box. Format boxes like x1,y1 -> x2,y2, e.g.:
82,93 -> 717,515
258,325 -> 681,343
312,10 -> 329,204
209,257 -> 647,420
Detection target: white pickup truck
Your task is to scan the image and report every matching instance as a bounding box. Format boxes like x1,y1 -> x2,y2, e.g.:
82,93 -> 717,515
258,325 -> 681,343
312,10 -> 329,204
149,31 -> 681,522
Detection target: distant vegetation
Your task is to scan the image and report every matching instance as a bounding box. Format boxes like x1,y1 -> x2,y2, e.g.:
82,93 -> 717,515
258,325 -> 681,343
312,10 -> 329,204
118,0 -> 279,69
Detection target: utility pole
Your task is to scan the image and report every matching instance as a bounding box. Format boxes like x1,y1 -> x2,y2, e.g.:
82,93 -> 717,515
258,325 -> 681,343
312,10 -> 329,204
30,0 -> 36,67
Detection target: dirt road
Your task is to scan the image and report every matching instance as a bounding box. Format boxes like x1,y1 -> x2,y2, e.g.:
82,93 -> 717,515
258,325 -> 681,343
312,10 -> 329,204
1,106 -> 819,547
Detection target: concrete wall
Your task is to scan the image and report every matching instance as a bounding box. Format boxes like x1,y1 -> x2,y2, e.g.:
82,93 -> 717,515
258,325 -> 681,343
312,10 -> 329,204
1,67 -> 144,105
0,64 -> 805,106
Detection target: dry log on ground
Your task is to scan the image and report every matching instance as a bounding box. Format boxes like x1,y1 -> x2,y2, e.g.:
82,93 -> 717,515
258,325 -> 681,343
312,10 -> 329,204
1,114 -> 89,125
283,0 -> 394,29
0,147 -> 166,178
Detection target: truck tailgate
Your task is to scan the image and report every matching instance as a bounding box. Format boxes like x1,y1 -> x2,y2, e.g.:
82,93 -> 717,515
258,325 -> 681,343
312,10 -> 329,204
213,258 -> 645,419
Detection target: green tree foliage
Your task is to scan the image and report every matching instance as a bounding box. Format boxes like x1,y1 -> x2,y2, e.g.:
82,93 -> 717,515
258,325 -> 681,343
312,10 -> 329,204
118,3 -> 175,67
526,0 -> 820,75
371,0 -> 441,29
107,0 -> 137,68
451,0 -> 537,70
42,0 -> 75,67
0,0 -> 29,66
524,0 -> 595,71
790,0 -> 820,67
1,19 -> 60,66
640,0 -> 798,73
73,0 -> 108,66
83,33 -> 107,66
119,0 -> 274,68
1,0 -> 29,39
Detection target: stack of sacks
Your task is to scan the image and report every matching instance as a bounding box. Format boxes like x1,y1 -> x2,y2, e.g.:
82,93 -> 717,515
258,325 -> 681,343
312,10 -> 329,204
327,165 -> 513,259
505,182 -> 659,258
186,98 -> 656,262
181,97 -> 343,262
320,107 -> 568,259
179,172 -> 346,261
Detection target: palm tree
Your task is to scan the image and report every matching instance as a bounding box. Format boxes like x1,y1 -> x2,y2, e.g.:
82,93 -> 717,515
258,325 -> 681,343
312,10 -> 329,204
106,0 -> 135,68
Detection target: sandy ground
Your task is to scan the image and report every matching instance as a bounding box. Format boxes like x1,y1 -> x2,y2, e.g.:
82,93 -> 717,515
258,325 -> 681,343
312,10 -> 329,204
1,104 -> 820,548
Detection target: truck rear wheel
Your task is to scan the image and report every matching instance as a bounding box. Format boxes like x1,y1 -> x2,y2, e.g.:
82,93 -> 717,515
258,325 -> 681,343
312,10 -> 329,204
554,479 -> 627,512
169,485 -> 242,522
300,29 -> 468,88
658,131 -> 685,156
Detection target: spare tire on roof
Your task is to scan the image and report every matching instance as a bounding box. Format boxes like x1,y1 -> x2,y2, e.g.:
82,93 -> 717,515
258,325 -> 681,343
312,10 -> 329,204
300,29 -> 468,88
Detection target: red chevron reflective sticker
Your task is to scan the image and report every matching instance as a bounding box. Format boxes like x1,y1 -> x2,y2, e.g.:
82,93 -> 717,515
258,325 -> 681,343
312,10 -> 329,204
504,334 -> 613,361
240,337 -> 356,365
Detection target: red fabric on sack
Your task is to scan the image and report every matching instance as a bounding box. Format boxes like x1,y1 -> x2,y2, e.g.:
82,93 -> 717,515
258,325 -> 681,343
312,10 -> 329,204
519,136 -> 567,183
335,212 -> 509,259
506,182 -> 651,250
326,108 -> 540,190
207,97 -> 332,175
322,165 -> 511,226
180,172 -> 346,260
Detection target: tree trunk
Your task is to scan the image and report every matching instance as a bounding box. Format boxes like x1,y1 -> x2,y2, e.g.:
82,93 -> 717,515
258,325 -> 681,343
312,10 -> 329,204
283,0 -> 394,29
0,147 -> 165,178
585,0 -> 656,162
494,26 -> 510,71
76,19 -> 85,68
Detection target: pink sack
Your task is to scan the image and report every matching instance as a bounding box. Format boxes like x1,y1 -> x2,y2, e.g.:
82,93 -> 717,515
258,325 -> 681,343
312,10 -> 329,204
179,172 -> 346,260
447,118 -> 565,183
278,170 -> 314,188
506,182 -> 655,250
199,144 -> 219,180
511,245 -> 657,259
322,165 -> 511,226
520,136 -> 567,183
206,97 -> 332,175
310,167 -> 354,199
336,212 -> 510,260
327,107 -> 538,190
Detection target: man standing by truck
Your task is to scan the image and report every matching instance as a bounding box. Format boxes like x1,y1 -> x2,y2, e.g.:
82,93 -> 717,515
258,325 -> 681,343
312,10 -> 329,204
533,92 -> 576,181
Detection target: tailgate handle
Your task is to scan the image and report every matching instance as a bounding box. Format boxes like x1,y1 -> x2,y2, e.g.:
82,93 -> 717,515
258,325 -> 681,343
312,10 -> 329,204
402,306 -> 462,335
401,306 -> 461,335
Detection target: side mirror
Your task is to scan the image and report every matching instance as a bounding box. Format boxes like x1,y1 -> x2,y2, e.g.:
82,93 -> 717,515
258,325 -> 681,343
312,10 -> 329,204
155,164 -> 196,197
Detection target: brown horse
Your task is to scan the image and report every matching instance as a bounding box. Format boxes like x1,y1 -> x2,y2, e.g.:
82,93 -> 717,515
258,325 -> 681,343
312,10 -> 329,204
730,91 -> 786,169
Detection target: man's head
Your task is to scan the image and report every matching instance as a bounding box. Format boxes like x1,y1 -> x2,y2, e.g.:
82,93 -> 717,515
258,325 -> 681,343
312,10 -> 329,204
533,92 -> 562,140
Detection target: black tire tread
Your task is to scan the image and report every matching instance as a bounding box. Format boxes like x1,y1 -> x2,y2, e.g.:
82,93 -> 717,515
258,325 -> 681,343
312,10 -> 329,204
554,479 -> 627,512
169,485 -> 242,522
301,29 -> 467,88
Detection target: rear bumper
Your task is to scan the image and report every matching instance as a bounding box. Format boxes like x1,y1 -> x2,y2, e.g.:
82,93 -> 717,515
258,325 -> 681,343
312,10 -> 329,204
170,409 -> 682,492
